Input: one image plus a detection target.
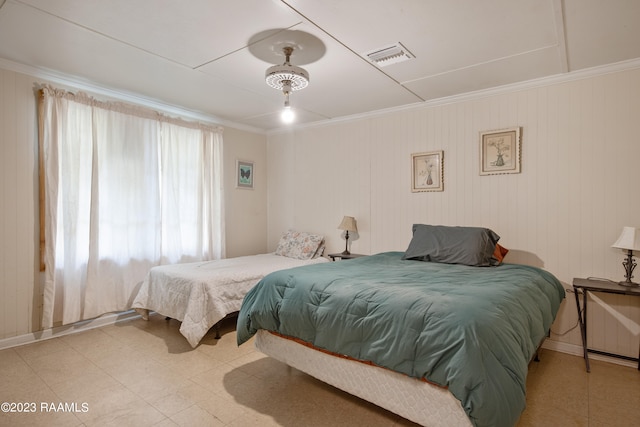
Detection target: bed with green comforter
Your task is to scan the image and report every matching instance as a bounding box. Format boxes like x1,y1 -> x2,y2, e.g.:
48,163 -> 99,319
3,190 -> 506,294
237,251 -> 565,427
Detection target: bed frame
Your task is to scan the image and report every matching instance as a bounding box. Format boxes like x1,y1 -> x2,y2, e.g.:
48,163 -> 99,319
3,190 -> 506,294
164,311 -> 238,339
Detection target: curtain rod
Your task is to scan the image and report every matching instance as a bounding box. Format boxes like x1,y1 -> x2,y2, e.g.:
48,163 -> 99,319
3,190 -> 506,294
39,84 -> 224,134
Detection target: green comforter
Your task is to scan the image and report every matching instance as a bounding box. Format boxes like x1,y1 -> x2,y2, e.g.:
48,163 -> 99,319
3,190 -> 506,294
237,252 -> 565,427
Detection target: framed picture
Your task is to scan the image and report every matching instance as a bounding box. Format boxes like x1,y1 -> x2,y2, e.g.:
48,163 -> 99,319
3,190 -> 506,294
236,160 -> 254,189
479,127 -> 521,175
411,150 -> 443,192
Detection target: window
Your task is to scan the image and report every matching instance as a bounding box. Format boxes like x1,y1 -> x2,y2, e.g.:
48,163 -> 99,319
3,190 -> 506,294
38,85 -> 224,327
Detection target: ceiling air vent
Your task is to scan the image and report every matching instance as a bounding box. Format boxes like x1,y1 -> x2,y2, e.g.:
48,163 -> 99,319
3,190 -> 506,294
365,42 -> 415,67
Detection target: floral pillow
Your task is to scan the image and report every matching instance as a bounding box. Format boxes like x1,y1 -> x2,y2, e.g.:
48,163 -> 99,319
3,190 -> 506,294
275,230 -> 325,260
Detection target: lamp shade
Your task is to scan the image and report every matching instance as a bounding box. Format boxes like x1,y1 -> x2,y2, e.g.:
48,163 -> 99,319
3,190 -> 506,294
611,227 -> 640,251
338,216 -> 357,233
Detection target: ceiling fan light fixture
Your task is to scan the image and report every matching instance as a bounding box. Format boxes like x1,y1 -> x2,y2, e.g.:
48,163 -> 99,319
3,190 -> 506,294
266,46 -> 308,125
265,46 -> 310,91
265,65 -> 309,91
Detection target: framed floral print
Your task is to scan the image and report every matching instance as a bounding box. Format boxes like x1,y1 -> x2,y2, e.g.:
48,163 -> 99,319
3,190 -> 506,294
411,150 -> 443,192
479,127 -> 521,175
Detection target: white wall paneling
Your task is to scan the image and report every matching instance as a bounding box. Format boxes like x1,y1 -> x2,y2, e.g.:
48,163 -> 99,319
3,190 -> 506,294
267,67 -> 640,356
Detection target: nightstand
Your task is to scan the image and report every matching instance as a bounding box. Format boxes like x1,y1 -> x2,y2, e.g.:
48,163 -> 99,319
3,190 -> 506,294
573,277 -> 640,372
327,253 -> 365,261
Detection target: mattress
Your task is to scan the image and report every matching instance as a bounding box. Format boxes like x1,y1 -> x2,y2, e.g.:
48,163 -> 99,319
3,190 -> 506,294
255,330 -> 472,427
132,253 -> 328,347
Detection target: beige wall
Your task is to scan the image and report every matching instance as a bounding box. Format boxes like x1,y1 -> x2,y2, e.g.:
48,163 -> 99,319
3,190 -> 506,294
267,66 -> 640,359
223,127 -> 268,258
0,68 -> 39,339
0,65 -> 267,339
3,58 -> 640,362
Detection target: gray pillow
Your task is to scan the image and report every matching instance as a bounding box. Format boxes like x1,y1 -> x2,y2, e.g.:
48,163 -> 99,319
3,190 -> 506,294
402,224 -> 500,266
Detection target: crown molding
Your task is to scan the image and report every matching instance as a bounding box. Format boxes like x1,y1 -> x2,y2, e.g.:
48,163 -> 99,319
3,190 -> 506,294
2,55 -> 638,137
0,57 -> 266,135
268,57 -> 640,135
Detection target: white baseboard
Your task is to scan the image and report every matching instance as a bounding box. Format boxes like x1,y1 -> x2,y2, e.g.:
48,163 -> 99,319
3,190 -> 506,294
2,316 -> 636,371
0,310 -> 141,351
542,339 -> 638,369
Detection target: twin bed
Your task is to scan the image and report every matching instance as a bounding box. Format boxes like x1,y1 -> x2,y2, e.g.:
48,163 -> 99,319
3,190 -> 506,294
132,230 -> 327,347
236,225 -> 565,427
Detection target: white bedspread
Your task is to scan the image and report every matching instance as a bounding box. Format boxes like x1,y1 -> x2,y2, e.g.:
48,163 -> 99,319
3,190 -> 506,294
132,253 -> 328,347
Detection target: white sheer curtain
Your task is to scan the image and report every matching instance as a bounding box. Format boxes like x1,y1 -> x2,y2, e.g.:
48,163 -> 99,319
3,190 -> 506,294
39,86 -> 224,328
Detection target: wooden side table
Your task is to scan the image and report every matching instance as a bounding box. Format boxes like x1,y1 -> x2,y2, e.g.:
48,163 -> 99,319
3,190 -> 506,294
327,253 -> 365,261
573,277 -> 640,372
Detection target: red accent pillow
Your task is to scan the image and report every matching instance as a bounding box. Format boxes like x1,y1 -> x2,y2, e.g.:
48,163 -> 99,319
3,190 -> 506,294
492,244 -> 509,264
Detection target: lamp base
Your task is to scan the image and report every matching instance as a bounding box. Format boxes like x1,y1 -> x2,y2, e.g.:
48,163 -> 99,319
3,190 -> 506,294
618,250 -> 638,287
341,231 -> 351,256
618,280 -> 640,287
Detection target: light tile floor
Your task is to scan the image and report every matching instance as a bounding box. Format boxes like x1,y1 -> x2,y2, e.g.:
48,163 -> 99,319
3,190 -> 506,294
0,315 -> 638,426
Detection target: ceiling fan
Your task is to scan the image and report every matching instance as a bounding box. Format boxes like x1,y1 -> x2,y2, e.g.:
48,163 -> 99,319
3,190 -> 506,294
265,46 -> 309,123
249,29 -> 325,124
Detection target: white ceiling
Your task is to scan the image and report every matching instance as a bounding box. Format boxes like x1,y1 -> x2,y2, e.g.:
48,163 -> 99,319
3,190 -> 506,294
0,0 -> 639,132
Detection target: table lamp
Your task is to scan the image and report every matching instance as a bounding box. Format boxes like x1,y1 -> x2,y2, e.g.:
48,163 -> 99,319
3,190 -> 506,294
611,226 -> 640,287
338,216 -> 357,255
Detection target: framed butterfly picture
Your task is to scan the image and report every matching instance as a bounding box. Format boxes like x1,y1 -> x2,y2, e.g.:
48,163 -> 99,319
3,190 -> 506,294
236,160 -> 254,189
